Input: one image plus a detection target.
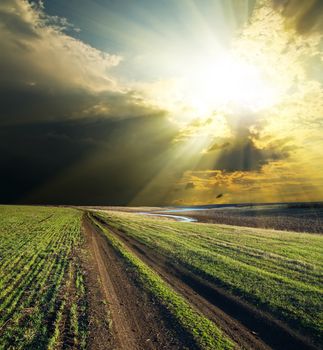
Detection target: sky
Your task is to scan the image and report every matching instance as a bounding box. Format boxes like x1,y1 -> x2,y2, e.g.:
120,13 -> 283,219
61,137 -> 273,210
1,0 -> 323,206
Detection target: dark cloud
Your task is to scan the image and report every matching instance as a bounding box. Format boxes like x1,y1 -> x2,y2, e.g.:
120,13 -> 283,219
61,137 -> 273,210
214,138 -> 289,172
273,0 -> 323,34
195,110 -> 292,173
196,130 -> 291,173
0,84 -> 165,125
0,116 -> 178,204
185,182 -> 195,190
207,141 -> 230,152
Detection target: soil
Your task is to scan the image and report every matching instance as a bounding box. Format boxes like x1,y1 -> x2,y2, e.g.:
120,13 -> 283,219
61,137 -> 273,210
89,213 -> 319,350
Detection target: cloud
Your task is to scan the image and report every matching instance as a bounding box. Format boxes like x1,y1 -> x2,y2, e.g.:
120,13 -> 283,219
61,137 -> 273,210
171,160 -> 323,205
213,137 -> 290,172
273,0 -> 323,34
1,0 -> 323,206
0,0 -> 164,125
0,0 -> 121,88
1,115 -> 179,204
185,182 -> 195,190
0,0 -> 177,205
206,142 -> 230,152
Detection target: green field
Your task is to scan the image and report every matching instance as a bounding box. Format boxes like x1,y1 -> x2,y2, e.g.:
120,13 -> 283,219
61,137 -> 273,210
0,206 -> 87,350
96,210 -> 323,345
1,205 -> 322,349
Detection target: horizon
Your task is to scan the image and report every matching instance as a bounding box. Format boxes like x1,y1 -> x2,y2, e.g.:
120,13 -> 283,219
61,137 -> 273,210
3,199 -> 323,208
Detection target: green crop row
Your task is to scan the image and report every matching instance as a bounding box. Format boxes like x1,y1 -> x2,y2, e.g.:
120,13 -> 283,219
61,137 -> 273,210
96,210 -> 323,345
0,206 -> 87,350
90,215 -> 234,350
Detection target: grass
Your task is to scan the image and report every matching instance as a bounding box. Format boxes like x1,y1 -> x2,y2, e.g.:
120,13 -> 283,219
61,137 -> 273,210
0,205 -> 87,350
90,214 -> 234,350
95,210 -> 323,345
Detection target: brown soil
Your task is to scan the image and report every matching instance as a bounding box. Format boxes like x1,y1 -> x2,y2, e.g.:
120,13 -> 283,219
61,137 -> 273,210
82,216 -> 190,350
90,214 -> 319,350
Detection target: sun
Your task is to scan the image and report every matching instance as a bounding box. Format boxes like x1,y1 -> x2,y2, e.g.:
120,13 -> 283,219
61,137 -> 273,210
178,53 -> 281,118
137,51 -> 284,126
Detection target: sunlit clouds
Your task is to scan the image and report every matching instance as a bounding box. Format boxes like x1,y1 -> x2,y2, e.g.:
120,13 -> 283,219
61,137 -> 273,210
132,0 -> 323,205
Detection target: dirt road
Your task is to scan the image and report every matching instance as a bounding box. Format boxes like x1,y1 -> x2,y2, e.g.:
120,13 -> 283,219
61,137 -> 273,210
82,217 -> 190,350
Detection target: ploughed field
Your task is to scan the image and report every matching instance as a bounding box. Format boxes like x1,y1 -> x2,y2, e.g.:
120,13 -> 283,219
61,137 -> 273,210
0,205 -> 322,350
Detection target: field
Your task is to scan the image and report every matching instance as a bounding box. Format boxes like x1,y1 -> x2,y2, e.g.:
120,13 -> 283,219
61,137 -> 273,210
170,203 -> 323,233
0,206 -> 86,350
0,205 -> 322,350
